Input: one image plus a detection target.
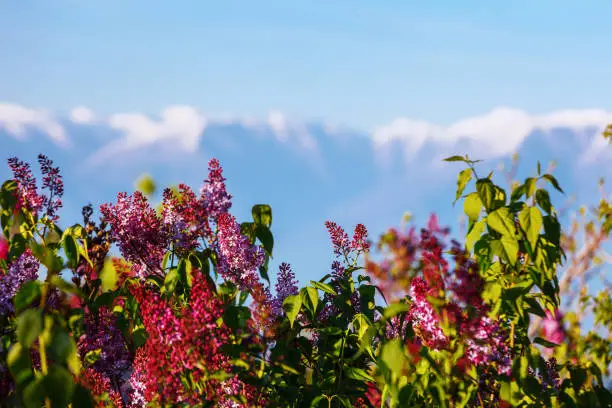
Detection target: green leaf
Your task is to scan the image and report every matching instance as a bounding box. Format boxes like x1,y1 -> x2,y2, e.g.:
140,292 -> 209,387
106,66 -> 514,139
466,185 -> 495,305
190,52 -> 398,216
301,287 -> 319,314
525,177 -> 537,198
487,207 -> 516,237
476,179 -> 496,210
178,258 -> 193,287
533,336 -> 559,348
14,280 -> 42,312
466,219 -> 486,251
543,215 -> 561,246
71,384 -> 95,408
255,225 -> 274,257
463,192 -> 482,222
541,174 -> 564,194
252,204 -> 272,228
379,338 -> 406,375
535,189 -> 552,214
282,294 -> 303,328
22,378 -> 45,408
519,206 -> 543,250
62,234 -> 79,268
443,155 -> 467,162
510,183 -> 526,202
131,326 -> 148,348
343,366 -> 376,382
17,309 -> 43,348
500,381 -> 520,404
7,343 -> 34,386
100,258 -> 117,292
501,236 -> 519,266
135,173 -> 156,196
309,280 -> 337,296
240,222 -> 257,244
383,303 -> 411,319
43,365 -> 75,407
454,169 -> 472,203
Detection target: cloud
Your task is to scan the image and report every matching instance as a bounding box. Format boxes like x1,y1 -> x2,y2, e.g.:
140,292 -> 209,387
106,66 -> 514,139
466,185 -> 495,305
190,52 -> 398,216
70,106 -> 96,124
89,106 -> 207,164
0,103 -> 67,145
372,107 -> 612,160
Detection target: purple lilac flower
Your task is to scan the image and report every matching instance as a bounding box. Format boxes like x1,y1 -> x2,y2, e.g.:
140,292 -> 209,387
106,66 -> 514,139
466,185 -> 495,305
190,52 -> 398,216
0,250 -> 40,316
100,191 -> 168,278
216,213 -> 265,290
201,159 -> 232,220
272,263 -> 299,316
350,291 -> 361,314
37,154 -> 64,221
7,157 -> 44,213
78,307 -> 131,382
541,358 -> 561,391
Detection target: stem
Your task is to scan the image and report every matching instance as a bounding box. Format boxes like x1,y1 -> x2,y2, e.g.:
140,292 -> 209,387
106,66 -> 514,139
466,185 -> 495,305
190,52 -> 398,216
38,287 -> 51,408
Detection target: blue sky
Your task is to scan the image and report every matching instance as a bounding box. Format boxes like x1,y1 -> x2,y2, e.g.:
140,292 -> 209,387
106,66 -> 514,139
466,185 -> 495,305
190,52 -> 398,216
1,1 -> 612,308
2,0 -> 612,128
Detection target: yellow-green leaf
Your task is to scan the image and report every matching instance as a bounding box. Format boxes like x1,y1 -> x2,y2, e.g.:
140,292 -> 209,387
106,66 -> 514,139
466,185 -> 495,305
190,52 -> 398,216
518,206 -> 543,250
487,208 -> 516,237
463,192 -> 482,222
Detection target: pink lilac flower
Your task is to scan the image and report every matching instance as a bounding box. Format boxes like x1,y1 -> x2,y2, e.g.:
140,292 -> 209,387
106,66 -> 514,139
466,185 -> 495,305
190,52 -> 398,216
201,158 -> 232,221
160,184 -> 209,253
407,277 -> 448,349
463,316 -> 512,376
0,237 -> 7,261
350,223 -> 370,253
100,191 -> 168,278
7,157 -> 44,213
128,349 -> 148,407
0,250 -> 39,316
37,154 -> 64,221
216,213 -> 265,290
325,221 -> 351,258
78,367 -> 125,407
129,269 -> 260,406
542,309 -> 566,345
272,262 -> 299,317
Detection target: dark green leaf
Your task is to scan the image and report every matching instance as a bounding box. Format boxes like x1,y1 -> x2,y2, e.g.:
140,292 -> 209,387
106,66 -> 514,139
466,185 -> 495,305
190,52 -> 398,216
443,155 -> 467,162
541,174 -> 564,194
255,225 -> 274,257
535,189 -> 552,214
62,235 -> 79,267
533,337 -> 559,348
43,365 -> 75,407
71,384 -> 95,408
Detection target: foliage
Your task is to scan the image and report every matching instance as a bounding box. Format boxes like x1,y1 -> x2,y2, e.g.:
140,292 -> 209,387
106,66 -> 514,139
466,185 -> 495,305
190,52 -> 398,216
0,145 -> 611,407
